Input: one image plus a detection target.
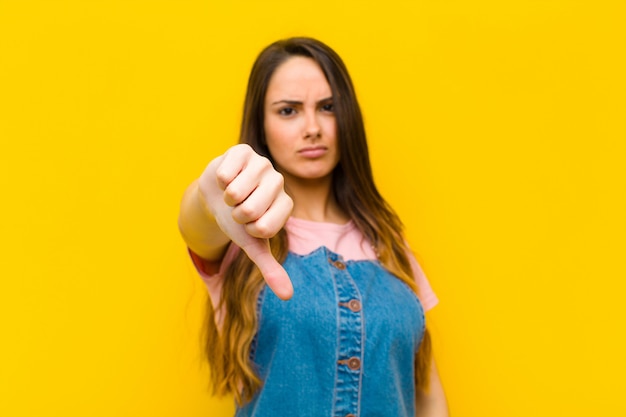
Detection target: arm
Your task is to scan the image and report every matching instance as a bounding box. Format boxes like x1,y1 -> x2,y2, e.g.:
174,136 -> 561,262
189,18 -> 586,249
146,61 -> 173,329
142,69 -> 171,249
178,178 -> 230,263
415,357 -> 450,417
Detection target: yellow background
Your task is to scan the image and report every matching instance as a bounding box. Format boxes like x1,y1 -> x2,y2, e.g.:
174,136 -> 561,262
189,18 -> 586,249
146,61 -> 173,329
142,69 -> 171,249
1,1 -> 625,416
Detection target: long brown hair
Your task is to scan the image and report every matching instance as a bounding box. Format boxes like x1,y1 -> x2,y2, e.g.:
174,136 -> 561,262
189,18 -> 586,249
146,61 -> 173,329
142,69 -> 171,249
204,37 -> 431,405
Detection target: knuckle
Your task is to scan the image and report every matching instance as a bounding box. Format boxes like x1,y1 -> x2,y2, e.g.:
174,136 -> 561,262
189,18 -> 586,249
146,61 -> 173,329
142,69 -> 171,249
257,155 -> 273,171
252,219 -> 274,239
265,171 -> 284,194
273,171 -> 285,186
223,187 -> 243,205
284,194 -> 294,211
232,143 -> 251,154
231,211 -> 245,225
237,203 -> 257,219
214,167 -> 228,185
237,144 -> 254,160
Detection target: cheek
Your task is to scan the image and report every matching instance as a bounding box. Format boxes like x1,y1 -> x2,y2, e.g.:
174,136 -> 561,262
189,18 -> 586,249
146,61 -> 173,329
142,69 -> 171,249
264,119 -> 292,156
323,118 -> 337,142
266,119 -> 298,145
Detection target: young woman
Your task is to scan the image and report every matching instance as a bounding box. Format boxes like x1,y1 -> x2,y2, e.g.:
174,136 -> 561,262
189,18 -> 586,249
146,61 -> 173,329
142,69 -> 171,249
178,37 -> 449,417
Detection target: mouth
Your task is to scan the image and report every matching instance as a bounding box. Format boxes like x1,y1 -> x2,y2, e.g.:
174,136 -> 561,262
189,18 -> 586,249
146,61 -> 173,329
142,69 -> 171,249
298,146 -> 328,159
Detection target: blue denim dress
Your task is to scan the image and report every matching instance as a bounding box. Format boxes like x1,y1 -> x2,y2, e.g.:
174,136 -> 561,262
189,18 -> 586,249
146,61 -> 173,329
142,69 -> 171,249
235,246 -> 426,417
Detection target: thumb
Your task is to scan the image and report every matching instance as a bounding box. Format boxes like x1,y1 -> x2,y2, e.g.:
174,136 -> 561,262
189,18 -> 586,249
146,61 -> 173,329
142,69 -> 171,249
240,238 -> 293,300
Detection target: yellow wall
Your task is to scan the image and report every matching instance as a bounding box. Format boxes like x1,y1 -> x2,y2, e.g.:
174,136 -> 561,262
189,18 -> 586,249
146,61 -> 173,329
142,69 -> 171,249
1,1 -> 624,416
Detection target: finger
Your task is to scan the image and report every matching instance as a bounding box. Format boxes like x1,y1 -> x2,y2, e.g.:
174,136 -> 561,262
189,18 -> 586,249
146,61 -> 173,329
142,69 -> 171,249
222,156 -> 273,207
231,173 -> 283,225
258,256 -> 294,301
214,145 -> 253,191
241,239 -> 294,300
244,192 -> 293,239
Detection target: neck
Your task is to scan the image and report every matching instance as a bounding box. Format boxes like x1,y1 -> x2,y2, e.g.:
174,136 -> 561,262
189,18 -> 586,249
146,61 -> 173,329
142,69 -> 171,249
284,175 -> 349,224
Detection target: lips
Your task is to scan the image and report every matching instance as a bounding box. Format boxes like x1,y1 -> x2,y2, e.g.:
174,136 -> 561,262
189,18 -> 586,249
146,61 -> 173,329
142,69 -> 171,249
298,146 -> 327,158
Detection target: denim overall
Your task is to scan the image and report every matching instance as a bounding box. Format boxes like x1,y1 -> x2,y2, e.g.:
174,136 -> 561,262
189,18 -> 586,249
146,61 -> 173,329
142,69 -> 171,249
235,246 -> 426,417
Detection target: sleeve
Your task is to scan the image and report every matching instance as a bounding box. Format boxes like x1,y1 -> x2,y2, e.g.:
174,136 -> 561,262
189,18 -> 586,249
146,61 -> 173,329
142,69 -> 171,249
188,242 -> 241,307
407,252 -> 439,311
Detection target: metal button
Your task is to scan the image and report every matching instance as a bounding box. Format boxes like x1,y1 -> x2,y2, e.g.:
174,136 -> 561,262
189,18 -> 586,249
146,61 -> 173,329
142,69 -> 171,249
338,357 -> 362,370
347,357 -> 361,370
339,357 -> 361,371
333,260 -> 346,270
339,299 -> 362,312
347,299 -> 362,312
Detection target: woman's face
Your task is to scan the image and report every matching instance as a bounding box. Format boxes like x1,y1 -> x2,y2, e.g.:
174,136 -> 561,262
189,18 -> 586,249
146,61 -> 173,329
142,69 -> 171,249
263,56 -> 339,186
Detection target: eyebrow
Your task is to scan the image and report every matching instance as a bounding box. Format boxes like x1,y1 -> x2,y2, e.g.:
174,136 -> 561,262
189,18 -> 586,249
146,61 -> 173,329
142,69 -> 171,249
270,96 -> 333,106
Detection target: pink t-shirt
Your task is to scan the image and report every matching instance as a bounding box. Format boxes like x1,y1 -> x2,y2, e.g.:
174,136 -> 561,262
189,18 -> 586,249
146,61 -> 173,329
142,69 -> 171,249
191,217 -> 438,311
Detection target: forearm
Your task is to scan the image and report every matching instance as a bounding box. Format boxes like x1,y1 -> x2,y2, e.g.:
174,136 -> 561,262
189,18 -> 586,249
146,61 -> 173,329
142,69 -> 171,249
415,358 -> 449,417
178,179 -> 230,260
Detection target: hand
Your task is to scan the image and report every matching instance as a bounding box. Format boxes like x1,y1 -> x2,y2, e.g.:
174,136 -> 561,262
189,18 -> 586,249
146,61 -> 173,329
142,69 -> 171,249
198,144 -> 294,300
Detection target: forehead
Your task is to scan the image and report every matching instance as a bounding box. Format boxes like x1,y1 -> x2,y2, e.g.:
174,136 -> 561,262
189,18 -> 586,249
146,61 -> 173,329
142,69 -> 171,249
265,56 -> 331,100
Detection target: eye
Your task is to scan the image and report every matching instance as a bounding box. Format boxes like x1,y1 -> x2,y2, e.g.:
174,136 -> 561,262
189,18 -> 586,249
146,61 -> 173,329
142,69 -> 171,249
321,103 -> 334,112
279,107 -> 296,116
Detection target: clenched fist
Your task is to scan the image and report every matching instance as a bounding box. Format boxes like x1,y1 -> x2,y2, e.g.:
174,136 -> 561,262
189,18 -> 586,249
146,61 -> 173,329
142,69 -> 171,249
198,144 -> 294,300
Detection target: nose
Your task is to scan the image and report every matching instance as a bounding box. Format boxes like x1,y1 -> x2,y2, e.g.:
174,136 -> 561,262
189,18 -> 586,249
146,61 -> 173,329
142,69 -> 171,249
303,112 -> 321,139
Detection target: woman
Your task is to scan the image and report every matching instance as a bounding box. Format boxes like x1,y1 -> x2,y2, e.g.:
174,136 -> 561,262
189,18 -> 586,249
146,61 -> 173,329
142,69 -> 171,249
178,37 -> 449,416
